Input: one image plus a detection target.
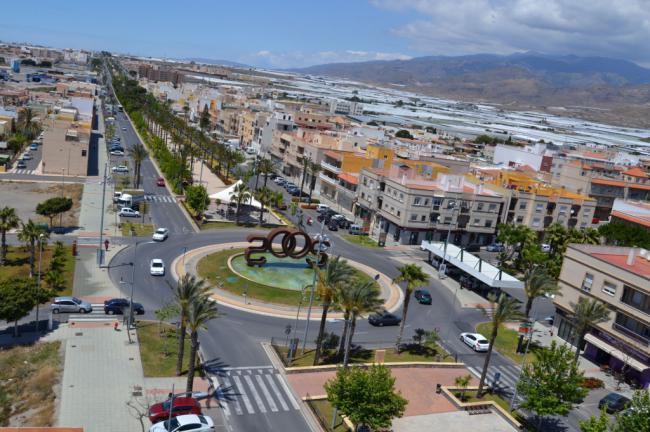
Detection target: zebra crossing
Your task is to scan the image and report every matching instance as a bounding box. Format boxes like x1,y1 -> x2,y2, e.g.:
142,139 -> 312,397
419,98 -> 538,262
144,194 -> 177,204
467,363 -> 522,393
211,366 -> 300,417
65,304 -> 115,323
8,168 -> 37,175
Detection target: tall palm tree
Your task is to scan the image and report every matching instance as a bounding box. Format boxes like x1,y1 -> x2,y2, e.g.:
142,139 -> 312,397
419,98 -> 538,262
523,267 -> 559,317
336,279 -> 383,365
308,161 -> 322,203
128,143 -> 148,188
17,220 -> 49,278
185,295 -> 218,392
477,293 -> 525,396
392,264 -> 430,349
256,158 -> 275,189
569,297 -> 610,365
298,155 -> 312,199
313,256 -> 355,366
230,182 -> 251,225
171,274 -> 211,376
272,191 -> 284,209
17,108 -> 39,140
255,187 -> 274,226
0,207 -> 20,266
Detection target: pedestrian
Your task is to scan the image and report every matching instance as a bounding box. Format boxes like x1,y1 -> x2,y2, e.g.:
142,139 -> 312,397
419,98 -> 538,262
113,321 -> 119,331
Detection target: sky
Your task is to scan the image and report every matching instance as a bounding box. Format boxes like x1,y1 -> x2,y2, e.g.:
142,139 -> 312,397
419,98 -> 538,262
2,0 -> 650,69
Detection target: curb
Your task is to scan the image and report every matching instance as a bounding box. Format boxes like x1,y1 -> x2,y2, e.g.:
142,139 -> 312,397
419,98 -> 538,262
170,242 -> 404,321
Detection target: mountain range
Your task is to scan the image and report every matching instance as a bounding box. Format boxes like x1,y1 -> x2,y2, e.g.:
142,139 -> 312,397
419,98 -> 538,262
292,53 -> 650,128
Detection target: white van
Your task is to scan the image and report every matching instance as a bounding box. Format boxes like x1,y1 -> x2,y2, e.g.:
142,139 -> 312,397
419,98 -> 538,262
348,224 -> 364,235
316,204 -> 330,213
117,193 -> 133,208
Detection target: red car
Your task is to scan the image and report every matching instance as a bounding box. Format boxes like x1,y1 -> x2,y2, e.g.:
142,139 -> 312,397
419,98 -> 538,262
148,397 -> 202,423
156,177 -> 165,187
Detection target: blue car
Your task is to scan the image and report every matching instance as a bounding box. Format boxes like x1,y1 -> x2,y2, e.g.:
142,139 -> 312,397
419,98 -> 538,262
30,143 -> 39,151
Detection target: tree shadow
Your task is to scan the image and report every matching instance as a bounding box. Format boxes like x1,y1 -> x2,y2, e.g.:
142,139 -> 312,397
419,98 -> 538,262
202,357 -> 231,377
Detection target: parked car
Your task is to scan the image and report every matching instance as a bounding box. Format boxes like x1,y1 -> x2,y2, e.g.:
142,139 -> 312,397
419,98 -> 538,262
327,222 -> 339,231
460,332 -> 490,352
273,176 -> 285,185
21,153 -> 32,160
541,243 -> 551,253
109,146 -> 124,152
599,393 -> 630,413
118,207 -> 140,218
414,289 -> 432,305
104,298 -> 144,315
110,150 -> 125,156
122,127 -> 127,131
368,311 -> 401,326
152,227 -> 169,241
284,182 -> 297,190
16,160 -> 27,169
112,165 -> 129,173
29,143 -> 39,151
149,414 -> 214,432
148,397 -> 203,424
348,224 -> 364,235
486,243 -> 505,252
288,188 -> 301,196
316,204 -> 330,213
156,177 -> 165,187
50,296 -> 92,314
150,259 -> 165,276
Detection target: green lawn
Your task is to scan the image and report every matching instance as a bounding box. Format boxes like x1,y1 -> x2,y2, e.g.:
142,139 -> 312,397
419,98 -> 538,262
0,245 -> 76,296
136,321 -> 191,377
121,222 -> 154,236
275,342 -> 454,367
199,221 -> 257,230
307,399 -> 348,432
341,234 -> 379,248
461,390 -> 511,410
476,322 -> 543,365
197,249 -> 304,306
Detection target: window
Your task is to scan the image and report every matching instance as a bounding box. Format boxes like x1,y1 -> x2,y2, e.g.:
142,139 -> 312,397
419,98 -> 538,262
473,218 -> 480,225
414,197 -> 422,206
410,214 -> 418,221
532,218 -> 541,228
622,285 -> 650,315
602,281 -> 617,297
421,215 -> 426,222
444,216 -> 452,224
485,220 -> 492,228
81,149 -> 87,157
519,202 -> 527,210
477,202 -> 484,211
516,216 -> 524,223
488,203 -> 497,211
535,203 -> 544,212
432,198 -> 442,208
581,273 -> 594,292
559,206 -> 567,215
423,199 -> 429,206
397,211 -> 401,217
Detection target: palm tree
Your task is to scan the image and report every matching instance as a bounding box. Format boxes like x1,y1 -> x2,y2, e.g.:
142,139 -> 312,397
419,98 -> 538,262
17,108 -> 39,140
185,295 -> 218,392
313,256 -> 355,366
255,187 -> 274,226
477,293 -> 525,397
523,267 -> 559,317
128,143 -> 148,188
230,182 -> 251,225
298,155 -> 312,199
308,161 -> 321,203
454,374 -> 472,401
256,158 -> 275,189
336,279 -> 383,366
18,220 -> 49,278
272,191 -> 284,209
392,264 -> 430,349
0,207 -> 20,266
171,274 -> 211,376
569,297 -> 610,365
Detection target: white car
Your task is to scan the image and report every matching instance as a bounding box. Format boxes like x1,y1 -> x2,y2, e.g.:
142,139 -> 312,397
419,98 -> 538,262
460,332 -> 490,352
110,150 -> 125,156
118,207 -> 140,218
152,228 -> 169,242
150,259 -> 165,276
112,165 -> 129,173
149,414 -> 214,432
541,243 -> 551,253
122,127 -> 127,131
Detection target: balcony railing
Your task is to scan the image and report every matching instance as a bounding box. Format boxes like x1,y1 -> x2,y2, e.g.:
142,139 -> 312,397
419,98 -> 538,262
319,172 -> 338,185
613,323 -> 650,347
320,160 -> 341,174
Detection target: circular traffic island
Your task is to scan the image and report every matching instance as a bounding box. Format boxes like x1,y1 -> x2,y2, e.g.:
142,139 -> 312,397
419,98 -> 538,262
196,247 -> 381,307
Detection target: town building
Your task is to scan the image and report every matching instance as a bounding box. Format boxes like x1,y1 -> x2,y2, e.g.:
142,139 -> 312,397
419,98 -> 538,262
42,119 -> 91,176
609,199 -> 650,232
553,244 -> 650,388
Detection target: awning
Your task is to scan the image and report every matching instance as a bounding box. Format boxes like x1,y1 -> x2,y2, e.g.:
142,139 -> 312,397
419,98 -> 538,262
420,241 -> 523,289
208,180 -> 262,209
584,333 -> 649,372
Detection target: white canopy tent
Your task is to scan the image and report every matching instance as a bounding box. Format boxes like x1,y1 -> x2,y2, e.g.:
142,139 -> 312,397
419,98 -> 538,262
209,180 -> 262,209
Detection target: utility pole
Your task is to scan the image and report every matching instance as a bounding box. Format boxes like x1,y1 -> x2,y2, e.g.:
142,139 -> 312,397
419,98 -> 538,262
302,219 -> 326,353
98,162 -> 108,266
35,234 -> 45,332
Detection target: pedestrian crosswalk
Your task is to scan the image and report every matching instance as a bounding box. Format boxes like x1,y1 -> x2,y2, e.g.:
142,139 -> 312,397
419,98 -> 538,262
144,195 -> 177,204
467,363 -> 522,397
8,168 -> 37,175
211,366 -> 300,417
66,303 -> 115,323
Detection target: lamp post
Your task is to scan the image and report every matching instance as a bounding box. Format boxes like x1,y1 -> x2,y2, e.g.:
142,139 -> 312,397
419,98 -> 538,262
125,240 -> 155,342
439,202 -> 459,279
301,218 -> 326,353
34,233 -> 45,332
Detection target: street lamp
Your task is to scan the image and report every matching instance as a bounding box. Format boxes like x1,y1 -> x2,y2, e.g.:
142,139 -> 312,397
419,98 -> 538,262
439,201 -> 459,279
34,233 -> 45,332
125,240 -> 155,342
302,218 -> 327,353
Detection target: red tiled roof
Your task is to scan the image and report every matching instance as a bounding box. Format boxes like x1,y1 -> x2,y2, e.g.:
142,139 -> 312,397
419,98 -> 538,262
622,167 -> 649,178
582,151 -> 609,160
338,172 -> 358,185
590,252 -> 650,278
323,150 -> 342,161
591,178 -> 626,187
611,210 -> 650,229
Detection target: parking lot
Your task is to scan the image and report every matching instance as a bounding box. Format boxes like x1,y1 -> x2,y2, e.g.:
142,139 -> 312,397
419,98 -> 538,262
9,141 -> 43,174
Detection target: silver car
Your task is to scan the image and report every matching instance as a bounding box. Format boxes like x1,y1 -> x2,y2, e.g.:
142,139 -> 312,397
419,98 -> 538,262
51,296 -> 92,314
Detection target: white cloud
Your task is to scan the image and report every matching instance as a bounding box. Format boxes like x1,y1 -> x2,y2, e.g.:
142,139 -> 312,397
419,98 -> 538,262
246,49 -> 412,68
370,0 -> 650,63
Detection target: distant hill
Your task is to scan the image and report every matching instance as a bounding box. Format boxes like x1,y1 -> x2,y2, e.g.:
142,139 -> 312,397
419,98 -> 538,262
291,53 -> 650,128
185,57 -> 249,68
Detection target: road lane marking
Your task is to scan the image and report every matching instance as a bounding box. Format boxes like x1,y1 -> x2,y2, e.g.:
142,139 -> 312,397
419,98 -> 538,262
211,376 -> 231,417
232,375 -> 255,414
255,375 -> 278,412
265,374 -> 289,411
244,375 -> 267,413
275,374 -> 300,410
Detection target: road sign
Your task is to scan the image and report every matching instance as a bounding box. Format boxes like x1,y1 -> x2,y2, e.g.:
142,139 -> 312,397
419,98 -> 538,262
284,324 -> 292,335
518,321 -> 533,336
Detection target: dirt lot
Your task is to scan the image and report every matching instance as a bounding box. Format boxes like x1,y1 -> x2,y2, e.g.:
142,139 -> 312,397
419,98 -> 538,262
0,182 -> 83,230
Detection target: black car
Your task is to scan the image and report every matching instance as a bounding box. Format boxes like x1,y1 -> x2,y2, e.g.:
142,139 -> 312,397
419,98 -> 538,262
104,298 -> 145,315
288,188 -> 301,196
414,289 -> 432,305
327,222 -> 339,231
16,160 -> 27,169
368,311 -> 401,326
598,393 -> 630,414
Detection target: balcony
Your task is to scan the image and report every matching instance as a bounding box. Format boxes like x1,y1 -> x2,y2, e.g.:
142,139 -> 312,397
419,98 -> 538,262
319,172 -> 338,186
613,323 -> 650,347
321,160 -> 341,174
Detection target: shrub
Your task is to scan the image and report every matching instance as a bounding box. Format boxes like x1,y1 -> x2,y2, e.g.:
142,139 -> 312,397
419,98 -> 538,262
581,377 -> 604,389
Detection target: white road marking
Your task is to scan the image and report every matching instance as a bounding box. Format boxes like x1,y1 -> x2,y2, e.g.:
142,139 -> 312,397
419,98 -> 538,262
232,375 -> 255,414
275,374 -> 301,410
265,374 -> 289,411
244,375 -> 267,413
